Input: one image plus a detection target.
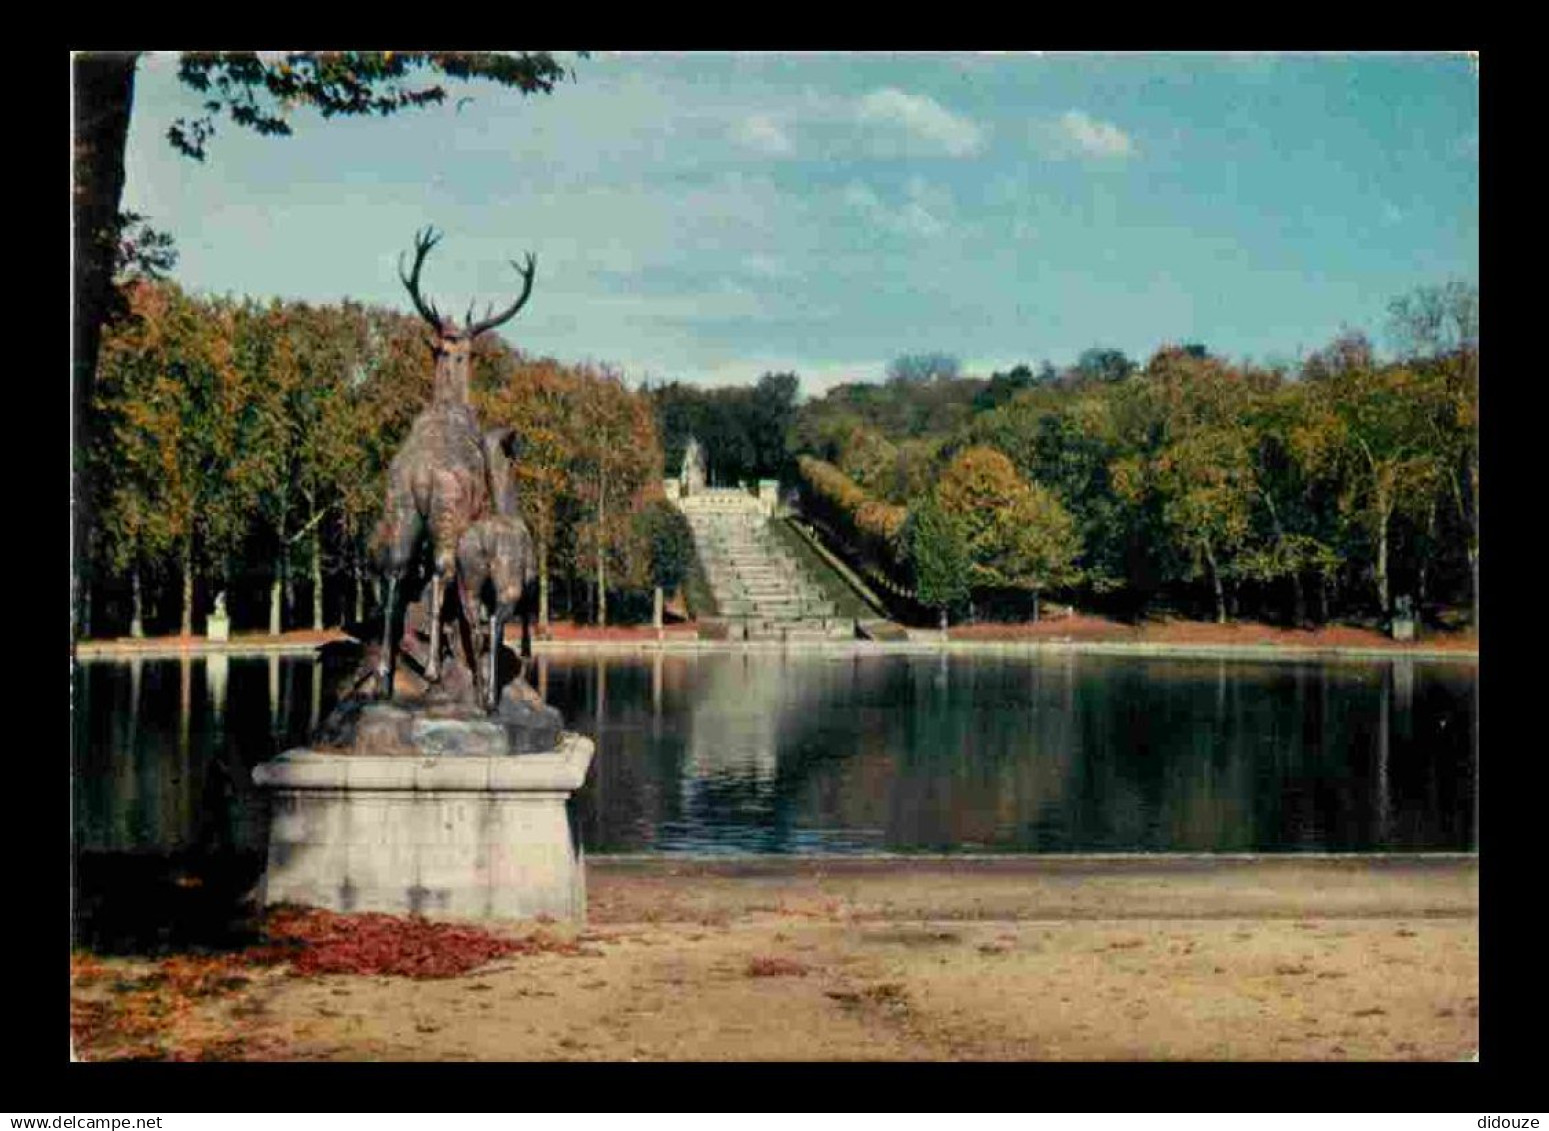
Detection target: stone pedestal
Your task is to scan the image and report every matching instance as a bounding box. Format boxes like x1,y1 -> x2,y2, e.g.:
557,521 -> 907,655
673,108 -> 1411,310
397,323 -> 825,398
206,612 -> 230,642
252,733 -> 595,922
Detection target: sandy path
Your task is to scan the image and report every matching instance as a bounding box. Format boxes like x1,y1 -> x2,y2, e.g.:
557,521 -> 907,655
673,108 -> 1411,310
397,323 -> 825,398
72,856 -> 1478,1062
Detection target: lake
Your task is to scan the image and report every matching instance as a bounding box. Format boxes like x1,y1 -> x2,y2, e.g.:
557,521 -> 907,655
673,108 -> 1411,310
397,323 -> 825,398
70,646 -> 1475,946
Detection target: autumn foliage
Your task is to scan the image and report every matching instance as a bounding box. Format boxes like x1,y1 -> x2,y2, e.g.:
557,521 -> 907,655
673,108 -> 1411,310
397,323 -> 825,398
85,281 -> 676,637
790,284 -> 1477,629
71,906 -> 596,1060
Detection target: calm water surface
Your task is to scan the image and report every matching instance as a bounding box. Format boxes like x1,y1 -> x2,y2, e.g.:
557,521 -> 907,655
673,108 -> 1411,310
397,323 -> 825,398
70,647 -> 1475,944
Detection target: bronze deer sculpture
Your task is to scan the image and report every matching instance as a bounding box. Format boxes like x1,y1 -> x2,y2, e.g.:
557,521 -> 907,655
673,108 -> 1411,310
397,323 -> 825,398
456,428 -> 540,711
374,227 -> 536,701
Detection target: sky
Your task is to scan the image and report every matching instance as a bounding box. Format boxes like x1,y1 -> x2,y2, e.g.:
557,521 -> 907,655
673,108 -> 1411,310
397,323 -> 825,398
118,51 -> 1479,397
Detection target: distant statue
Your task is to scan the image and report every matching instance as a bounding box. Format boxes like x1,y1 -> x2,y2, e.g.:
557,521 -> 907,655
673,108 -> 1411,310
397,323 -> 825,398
372,227 -> 536,706
681,436 -> 707,495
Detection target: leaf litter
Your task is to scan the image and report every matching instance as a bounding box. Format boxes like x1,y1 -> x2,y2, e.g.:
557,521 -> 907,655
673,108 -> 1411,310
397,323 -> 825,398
72,904 -> 595,1060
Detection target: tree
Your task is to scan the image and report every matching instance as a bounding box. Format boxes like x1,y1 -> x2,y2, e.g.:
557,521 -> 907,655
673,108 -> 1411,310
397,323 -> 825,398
71,50 -> 578,637
968,387 -> 1130,597
1242,378 -> 1342,625
571,367 -> 660,626
748,371 -> 800,480
887,352 -> 960,385
933,446 -> 1083,620
1072,347 -> 1136,385
973,363 -> 1037,412
477,354 -> 583,632
837,425 -> 900,497
1296,351 -> 1441,621
634,499 -> 697,606
1142,425 -> 1257,624
1388,281 -> 1479,627
905,493 -> 971,630
1109,349 -> 1261,623
94,282 -> 271,635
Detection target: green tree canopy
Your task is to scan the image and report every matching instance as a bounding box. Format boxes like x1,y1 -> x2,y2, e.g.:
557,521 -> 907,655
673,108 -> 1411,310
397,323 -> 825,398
905,493 -> 971,626
934,446 -> 1083,605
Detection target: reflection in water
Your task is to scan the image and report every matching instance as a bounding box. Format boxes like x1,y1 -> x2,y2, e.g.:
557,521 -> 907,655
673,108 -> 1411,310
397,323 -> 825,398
310,657 -> 322,734
544,651 -> 1476,856
208,653 -> 228,729
267,654 -> 280,733
72,648 -> 1478,946
73,651 -> 356,950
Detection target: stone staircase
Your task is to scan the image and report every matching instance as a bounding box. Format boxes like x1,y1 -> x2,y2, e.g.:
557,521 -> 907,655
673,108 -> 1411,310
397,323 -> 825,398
676,489 -> 850,641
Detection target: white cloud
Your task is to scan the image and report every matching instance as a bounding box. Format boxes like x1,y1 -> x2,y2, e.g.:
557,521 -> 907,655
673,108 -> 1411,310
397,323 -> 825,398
842,180 -> 951,240
744,254 -> 788,279
690,356 -> 886,396
856,88 -> 987,157
733,113 -> 795,156
588,284 -> 768,324
1056,110 -> 1136,159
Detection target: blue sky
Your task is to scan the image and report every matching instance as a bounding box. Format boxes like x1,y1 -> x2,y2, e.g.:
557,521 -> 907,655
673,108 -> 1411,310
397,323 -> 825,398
119,51 -> 1478,396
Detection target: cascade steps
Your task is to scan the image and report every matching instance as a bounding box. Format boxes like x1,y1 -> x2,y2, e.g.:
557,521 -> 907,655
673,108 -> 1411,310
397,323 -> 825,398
677,491 -> 849,638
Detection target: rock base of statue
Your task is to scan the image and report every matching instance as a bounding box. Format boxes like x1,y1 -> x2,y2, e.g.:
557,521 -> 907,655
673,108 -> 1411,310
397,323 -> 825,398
251,601 -> 588,922
252,732 -> 593,922
314,679 -> 564,758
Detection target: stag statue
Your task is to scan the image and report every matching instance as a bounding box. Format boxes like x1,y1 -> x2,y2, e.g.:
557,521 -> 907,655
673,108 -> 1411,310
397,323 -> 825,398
374,227 -> 536,701
456,428 -> 539,712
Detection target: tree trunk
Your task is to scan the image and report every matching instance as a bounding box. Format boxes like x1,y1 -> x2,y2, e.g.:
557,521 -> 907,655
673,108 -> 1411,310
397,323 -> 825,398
73,54 -> 137,421
1468,547 -> 1479,632
73,55 -> 139,645
80,579 -> 93,640
130,565 -> 145,639
596,548 -> 607,628
653,586 -> 663,631
939,606 -> 948,632
1374,500 -> 1392,619
595,482 -> 607,628
1203,538 -> 1226,624
1469,455 -> 1479,631
1031,587 -> 1040,623
354,561 -> 365,624
311,532 -> 324,630
180,538 -> 194,637
1261,489 -> 1304,625
538,543 -> 550,632
269,568 -> 283,636
1414,499 -> 1436,612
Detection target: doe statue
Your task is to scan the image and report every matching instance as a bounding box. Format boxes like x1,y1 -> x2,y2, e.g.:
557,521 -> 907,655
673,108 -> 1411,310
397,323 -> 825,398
456,427 -> 539,713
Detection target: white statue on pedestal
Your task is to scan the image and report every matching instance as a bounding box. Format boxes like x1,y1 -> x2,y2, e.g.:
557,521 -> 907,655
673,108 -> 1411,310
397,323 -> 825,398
681,436 -> 707,495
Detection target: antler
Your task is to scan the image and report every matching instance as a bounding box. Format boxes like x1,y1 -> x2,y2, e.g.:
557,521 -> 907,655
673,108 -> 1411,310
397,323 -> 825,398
398,227 -> 446,331
465,252 -> 537,339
